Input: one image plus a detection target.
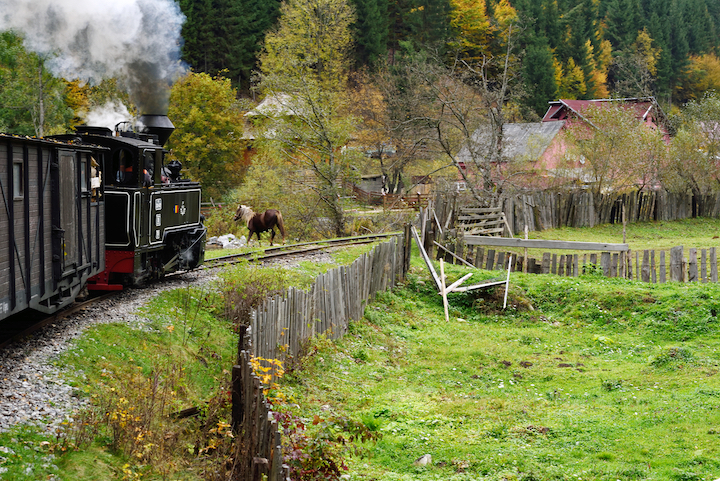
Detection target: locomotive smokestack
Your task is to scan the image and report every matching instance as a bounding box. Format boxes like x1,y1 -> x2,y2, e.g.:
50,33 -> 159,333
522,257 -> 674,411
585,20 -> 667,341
138,114 -> 175,146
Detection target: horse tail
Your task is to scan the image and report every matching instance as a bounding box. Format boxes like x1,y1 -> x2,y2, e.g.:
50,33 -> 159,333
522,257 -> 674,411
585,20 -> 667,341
276,211 -> 287,243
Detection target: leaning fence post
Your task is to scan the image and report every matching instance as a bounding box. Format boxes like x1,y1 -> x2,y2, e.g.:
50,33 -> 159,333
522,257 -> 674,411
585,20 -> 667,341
232,363 -> 243,433
403,223 -> 412,280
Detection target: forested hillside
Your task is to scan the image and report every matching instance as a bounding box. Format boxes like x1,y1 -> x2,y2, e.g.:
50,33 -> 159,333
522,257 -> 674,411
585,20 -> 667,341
179,0 -> 720,111
3,0 -> 720,225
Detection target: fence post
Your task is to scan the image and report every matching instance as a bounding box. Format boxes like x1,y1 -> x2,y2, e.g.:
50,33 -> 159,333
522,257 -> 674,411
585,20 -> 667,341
232,363 -> 243,433
237,324 -> 248,364
601,252 -> 611,277
670,246 -> 684,282
651,250 -> 656,283
660,251 -> 666,283
403,224 -> 412,280
689,248 -> 698,282
541,253 -> 550,274
523,225 -> 529,273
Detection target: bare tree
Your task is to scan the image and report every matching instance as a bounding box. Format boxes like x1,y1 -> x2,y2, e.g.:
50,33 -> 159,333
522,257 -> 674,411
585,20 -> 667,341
394,23 -> 522,206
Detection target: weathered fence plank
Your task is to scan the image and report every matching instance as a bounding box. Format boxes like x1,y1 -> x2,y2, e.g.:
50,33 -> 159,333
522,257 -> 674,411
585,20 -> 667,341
689,248 -> 698,282
670,246 -> 684,282
660,251 -> 666,283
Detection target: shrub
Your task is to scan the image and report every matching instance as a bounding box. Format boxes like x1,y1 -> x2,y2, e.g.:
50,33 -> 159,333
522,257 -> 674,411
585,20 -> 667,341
276,410 -> 381,481
218,261 -> 289,326
651,346 -> 695,368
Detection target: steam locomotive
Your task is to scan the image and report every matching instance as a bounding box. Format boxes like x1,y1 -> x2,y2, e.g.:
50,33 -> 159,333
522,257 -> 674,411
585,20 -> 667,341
0,115 -> 206,322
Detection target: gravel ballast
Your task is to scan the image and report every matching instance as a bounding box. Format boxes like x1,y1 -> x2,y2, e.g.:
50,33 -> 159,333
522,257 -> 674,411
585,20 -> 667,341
0,250 -> 337,434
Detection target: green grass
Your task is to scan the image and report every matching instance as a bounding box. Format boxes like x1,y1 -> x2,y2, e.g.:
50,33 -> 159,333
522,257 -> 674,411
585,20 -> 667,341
275,259 -> 720,480
207,240 -> 382,288
0,286 -> 239,481
4,219 -> 720,480
529,217 -> 720,251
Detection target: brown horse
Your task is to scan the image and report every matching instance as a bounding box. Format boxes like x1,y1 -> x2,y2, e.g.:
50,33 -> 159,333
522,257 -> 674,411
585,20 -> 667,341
234,205 -> 286,245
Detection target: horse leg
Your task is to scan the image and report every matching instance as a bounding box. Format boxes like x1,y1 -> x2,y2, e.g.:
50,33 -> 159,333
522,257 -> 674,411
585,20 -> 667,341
270,229 -> 276,246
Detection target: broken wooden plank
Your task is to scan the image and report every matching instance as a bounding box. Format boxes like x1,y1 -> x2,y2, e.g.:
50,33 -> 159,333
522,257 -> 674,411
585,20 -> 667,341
463,237 -> 629,251
434,241 -> 475,268
411,226 -> 442,292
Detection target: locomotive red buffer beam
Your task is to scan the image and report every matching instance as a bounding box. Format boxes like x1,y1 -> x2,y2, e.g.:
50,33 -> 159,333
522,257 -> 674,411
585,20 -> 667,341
86,250 -> 135,291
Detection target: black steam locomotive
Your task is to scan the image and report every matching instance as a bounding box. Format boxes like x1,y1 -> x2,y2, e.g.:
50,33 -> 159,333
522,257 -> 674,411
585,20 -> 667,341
0,115 -> 206,322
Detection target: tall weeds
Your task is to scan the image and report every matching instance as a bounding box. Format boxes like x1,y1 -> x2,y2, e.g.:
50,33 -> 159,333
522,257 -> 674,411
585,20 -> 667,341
218,260 -> 289,326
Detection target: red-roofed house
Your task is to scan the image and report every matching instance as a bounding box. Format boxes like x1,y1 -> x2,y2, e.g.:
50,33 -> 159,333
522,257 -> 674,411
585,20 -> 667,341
455,97 -> 669,191
542,97 -> 668,131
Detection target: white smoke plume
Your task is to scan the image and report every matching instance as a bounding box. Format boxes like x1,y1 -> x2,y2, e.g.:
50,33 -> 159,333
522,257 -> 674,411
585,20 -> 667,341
0,0 -> 186,114
84,101 -> 132,130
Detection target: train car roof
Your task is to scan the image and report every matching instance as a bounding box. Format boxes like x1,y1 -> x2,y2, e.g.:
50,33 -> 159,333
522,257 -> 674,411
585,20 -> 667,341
1,132 -> 110,151
79,133 -> 164,150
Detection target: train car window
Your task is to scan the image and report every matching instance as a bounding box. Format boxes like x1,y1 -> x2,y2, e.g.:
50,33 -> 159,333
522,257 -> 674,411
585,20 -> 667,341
114,148 -> 137,186
81,157 -> 88,192
90,155 -> 102,201
13,162 -> 23,199
142,150 -> 154,187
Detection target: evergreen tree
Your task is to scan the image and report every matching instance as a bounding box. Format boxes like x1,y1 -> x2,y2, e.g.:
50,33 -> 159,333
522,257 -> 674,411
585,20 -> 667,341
566,0 -> 599,97
684,0 -> 712,54
667,0 -> 689,101
351,0 -> 389,67
179,0 -> 280,91
542,0 -> 562,52
523,40 -> 558,115
387,0 -> 451,53
604,0 -> 642,50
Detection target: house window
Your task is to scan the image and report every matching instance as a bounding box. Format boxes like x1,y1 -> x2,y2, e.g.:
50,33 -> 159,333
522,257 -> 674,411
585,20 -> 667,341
13,162 -> 23,199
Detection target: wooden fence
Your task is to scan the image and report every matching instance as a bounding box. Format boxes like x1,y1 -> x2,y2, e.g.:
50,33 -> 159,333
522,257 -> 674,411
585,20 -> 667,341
230,232 -> 411,481
453,243 -> 719,283
350,184 -> 430,210
502,190 -> 720,235
231,347 -> 285,481
426,189 -> 720,237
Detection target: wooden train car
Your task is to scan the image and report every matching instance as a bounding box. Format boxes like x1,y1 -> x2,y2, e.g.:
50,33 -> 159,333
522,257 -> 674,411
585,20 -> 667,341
0,134 -> 106,322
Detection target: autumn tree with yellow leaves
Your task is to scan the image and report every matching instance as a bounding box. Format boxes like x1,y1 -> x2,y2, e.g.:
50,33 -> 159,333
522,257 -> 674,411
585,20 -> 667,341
256,0 -> 359,237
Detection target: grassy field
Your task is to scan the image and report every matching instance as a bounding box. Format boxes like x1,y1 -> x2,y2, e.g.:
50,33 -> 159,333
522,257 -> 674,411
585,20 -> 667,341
274,220 -> 720,480
529,217 -> 720,251
1,220 -> 719,480
278,265 -> 720,480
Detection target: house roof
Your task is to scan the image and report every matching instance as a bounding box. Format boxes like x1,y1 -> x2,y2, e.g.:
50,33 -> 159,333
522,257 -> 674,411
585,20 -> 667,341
456,121 -> 565,163
542,97 -> 667,130
245,93 -> 301,117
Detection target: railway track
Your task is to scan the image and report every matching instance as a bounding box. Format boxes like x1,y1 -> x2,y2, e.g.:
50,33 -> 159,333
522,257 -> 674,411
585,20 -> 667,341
0,233 -> 400,349
203,232 -> 399,267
